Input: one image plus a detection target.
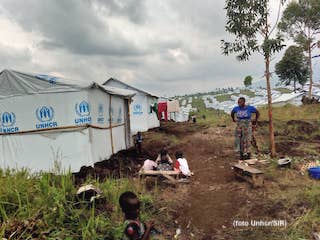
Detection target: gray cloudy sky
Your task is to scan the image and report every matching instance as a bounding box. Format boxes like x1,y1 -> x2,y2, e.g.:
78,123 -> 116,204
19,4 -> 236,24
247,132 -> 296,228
0,0 -> 319,96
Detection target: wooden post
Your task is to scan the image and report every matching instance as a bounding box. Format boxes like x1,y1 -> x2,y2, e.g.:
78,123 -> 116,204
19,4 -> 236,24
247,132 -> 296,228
308,35 -> 313,99
109,95 -> 114,154
265,14 -> 276,157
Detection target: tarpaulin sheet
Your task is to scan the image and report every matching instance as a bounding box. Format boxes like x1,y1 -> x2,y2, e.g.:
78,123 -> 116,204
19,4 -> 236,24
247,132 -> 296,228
0,69 -> 135,172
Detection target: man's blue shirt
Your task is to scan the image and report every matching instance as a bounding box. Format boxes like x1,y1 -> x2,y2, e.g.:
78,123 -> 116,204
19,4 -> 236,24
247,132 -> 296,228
232,105 -> 257,120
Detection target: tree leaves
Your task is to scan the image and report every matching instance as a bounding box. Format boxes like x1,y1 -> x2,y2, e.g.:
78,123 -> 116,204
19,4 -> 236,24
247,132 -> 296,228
278,0 -> 320,46
275,45 -> 309,90
221,0 -> 285,61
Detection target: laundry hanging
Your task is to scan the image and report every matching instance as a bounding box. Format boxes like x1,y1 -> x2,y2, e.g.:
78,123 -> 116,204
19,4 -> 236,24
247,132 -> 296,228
158,102 -> 168,121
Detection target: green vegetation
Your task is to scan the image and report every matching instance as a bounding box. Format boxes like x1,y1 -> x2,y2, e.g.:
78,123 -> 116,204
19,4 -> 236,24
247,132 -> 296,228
235,179 -> 320,240
274,87 -> 292,94
259,104 -> 320,122
222,0 -> 286,157
0,169 -> 154,239
215,94 -> 232,102
191,97 -> 230,125
214,90 -> 255,102
239,89 -> 255,97
275,45 -> 309,90
278,0 -> 320,98
244,75 -> 253,88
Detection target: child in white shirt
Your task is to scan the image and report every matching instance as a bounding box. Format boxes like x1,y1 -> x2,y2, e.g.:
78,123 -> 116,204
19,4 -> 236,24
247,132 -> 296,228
174,151 -> 193,177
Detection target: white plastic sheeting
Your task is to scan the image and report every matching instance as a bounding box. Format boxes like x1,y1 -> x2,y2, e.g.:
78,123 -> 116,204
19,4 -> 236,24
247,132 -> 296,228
0,70 -> 135,172
103,78 -> 159,134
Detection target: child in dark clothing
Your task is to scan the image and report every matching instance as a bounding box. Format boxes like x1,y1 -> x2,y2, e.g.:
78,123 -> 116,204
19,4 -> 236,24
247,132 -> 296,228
155,148 -> 173,171
135,132 -> 143,155
119,191 -> 154,240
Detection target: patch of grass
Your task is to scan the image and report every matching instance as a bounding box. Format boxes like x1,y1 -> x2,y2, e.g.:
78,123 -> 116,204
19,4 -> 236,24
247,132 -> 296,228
262,104 -> 320,122
191,97 -> 231,126
215,94 -> 232,102
274,88 -> 292,94
0,169 -> 155,239
240,89 -> 255,97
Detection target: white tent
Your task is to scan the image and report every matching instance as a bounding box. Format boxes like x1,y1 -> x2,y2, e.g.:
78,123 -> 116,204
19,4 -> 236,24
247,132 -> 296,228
272,92 -> 304,106
0,70 -> 135,172
103,78 -> 159,134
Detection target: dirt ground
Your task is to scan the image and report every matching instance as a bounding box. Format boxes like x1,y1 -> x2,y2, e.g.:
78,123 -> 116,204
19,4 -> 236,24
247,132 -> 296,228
143,123 -> 249,239
141,122 -> 319,239
72,120 -> 319,239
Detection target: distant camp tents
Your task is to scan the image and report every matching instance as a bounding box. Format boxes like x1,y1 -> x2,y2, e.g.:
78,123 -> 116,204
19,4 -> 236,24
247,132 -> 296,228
103,78 -> 160,134
0,69 -> 135,172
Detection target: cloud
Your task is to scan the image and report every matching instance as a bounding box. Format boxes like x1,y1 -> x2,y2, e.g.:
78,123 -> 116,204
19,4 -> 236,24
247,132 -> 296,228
92,0 -> 147,24
0,0 -> 297,96
0,43 -> 32,68
0,0 -> 145,57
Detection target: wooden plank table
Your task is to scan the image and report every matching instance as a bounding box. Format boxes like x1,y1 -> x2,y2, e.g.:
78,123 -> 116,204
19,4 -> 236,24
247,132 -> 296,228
139,169 -> 180,184
233,163 -> 264,187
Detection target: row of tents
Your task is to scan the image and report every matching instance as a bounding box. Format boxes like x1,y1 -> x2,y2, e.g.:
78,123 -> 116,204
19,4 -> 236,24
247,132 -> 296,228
0,69 -> 185,172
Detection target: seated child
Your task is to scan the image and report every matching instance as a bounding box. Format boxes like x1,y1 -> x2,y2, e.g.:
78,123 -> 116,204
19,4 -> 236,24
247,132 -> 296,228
142,159 -> 158,171
119,191 -> 154,240
156,148 -> 173,171
174,151 -> 193,177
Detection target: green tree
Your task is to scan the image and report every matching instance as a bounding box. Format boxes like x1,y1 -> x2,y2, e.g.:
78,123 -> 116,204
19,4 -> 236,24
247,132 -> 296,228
278,0 -> 320,98
244,75 -> 253,88
221,0 -> 286,157
275,45 -> 309,91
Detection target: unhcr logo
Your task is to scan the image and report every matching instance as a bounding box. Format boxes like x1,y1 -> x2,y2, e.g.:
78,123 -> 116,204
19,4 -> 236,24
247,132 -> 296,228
75,101 -> 91,125
36,106 -> 54,122
0,112 -> 19,133
35,106 -> 58,129
133,103 -> 143,115
117,107 -> 123,123
97,104 -> 104,124
35,74 -> 58,84
76,101 -> 90,117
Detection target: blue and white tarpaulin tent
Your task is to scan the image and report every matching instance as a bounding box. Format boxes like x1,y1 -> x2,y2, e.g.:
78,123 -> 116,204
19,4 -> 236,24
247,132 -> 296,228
0,69 -> 135,172
103,78 -> 159,134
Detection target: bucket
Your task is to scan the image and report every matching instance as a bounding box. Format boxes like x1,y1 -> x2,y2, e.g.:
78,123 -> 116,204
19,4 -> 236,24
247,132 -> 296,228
308,166 -> 320,180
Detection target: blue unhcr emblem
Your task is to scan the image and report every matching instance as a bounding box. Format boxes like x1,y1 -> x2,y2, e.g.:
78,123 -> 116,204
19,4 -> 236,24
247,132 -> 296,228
117,107 -> 123,123
1,112 -> 16,127
36,106 -> 54,122
75,101 -> 91,125
97,104 -> 104,124
133,103 -> 143,115
35,106 -> 58,129
0,112 -> 19,133
98,104 -> 104,117
75,101 -> 90,117
35,74 -> 58,84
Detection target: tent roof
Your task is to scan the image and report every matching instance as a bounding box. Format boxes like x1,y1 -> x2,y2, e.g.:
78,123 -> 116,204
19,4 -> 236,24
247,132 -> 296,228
103,78 -> 158,98
273,92 -> 303,103
0,69 -> 135,99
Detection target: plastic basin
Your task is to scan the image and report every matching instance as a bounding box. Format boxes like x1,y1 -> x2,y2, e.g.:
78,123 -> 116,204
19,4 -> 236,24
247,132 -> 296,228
278,158 -> 291,167
308,166 -> 320,180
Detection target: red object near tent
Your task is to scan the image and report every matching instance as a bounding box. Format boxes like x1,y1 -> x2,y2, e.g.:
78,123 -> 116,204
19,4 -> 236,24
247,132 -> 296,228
158,102 -> 168,121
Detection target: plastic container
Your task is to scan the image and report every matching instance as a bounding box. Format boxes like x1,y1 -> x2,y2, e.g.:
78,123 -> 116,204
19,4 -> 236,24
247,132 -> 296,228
308,167 -> 320,180
278,158 -> 291,168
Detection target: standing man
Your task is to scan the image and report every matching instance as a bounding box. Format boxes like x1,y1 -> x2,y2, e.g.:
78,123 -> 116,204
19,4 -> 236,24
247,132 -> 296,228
231,97 -> 260,160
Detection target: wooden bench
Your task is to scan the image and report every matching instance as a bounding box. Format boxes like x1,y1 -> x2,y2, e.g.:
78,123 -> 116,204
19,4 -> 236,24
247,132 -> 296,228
233,163 -> 264,187
139,169 -> 180,184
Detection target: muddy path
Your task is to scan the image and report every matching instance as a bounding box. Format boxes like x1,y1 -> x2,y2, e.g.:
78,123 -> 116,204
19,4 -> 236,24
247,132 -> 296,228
176,127 -> 247,236
148,123 -> 252,238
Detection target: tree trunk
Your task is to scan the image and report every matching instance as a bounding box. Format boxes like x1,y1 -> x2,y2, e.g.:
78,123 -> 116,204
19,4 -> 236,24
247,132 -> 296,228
308,42 -> 313,98
265,15 -> 276,157
265,56 -> 276,157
